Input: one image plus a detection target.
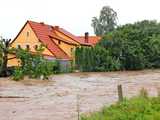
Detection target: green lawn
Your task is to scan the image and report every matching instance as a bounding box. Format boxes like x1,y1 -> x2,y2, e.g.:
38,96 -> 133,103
81,96 -> 160,120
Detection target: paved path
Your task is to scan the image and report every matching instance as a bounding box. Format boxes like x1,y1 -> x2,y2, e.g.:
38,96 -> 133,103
0,70 -> 160,120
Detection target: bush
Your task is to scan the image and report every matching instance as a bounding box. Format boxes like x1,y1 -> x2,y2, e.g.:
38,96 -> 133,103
81,96 -> 160,120
12,67 -> 24,81
31,59 -> 58,79
13,48 -> 59,80
75,46 -> 121,72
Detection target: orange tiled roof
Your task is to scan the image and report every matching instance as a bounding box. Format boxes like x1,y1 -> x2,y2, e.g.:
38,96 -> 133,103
77,36 -> 101,46
57,28 -> 94,46
28,21 -> 71,60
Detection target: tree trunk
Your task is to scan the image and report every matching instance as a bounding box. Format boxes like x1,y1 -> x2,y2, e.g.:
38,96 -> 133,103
0,39 -> 11,77
0,52 -> 8,77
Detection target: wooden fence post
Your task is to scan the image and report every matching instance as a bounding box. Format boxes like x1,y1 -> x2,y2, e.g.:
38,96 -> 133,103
77,94 -> 80,120
117,84 -> 123,102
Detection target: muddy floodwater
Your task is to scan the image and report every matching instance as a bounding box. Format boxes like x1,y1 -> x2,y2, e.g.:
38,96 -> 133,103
0,69 -> 160,120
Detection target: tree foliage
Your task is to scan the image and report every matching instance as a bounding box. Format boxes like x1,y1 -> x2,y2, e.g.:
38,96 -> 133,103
75,46 -> 121,72
100,20 -> 160,70
0,38 -> 14,76
91,6 -> 118,36
13,45 -> 59,80
76,20 -> 160,71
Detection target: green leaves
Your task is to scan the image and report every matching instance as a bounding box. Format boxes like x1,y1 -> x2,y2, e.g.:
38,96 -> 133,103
12,67 -> 24,81
98,20 -> 160,70
75,46 -> 121,72
81,96 -> 160,120
13,47 -> 59,80
91,6 -> 118,36
76,20 -> 160,72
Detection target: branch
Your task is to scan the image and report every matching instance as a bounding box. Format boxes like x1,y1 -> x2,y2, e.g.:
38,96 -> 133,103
8,39 -> 12,43
0,44 -> 4,50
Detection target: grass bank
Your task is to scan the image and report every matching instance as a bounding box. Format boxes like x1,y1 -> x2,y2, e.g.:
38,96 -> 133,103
81,95 -> 160,120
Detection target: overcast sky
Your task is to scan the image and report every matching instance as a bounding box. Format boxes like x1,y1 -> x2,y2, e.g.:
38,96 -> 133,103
0,0 -> 160,38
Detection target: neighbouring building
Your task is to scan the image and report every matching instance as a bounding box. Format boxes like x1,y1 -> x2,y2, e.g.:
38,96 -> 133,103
8,20 -> 101,71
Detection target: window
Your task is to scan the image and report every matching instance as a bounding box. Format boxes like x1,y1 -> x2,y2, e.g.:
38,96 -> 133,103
17,45 -> 21,49
35,45 -> 38,50
71,48 -> 74,55
58,40 -> 61,44
26,45 -> 30,50
27,31 -> 29,37
71,48 -> 73,52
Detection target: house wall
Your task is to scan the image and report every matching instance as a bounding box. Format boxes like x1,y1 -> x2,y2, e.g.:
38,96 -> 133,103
53,38 -> 76,58
8,54 -> 20,67
54,30 -> 80,59
8,23 -> 55,67
8,22 -> 86,68
11,23 -> 54,55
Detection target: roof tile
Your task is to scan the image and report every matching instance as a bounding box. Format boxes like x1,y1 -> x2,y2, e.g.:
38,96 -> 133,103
28,21 -> 71,60
26,20 -> 101,59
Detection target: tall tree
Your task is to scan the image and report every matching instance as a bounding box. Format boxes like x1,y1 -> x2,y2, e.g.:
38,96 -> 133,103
91,6 -> 118,36
0,38 -> 12,77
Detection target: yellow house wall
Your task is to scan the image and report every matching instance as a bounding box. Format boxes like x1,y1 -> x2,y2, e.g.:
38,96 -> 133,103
11,23 -> 54,56
8,23 -> 54,67
52,38 -> 76,58
54,30 -> 83,59
8,54 -> 20,67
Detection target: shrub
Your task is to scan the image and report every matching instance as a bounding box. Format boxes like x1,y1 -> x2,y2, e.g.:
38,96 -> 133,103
31,59 -> 58,79
75,46 -> 121,72
12,67 -> 24,81
13,48 -> 59,80
81,96 -> 160,120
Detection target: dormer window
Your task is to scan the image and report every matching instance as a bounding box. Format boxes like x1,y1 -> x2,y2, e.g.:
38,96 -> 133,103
58,40 -> 61,44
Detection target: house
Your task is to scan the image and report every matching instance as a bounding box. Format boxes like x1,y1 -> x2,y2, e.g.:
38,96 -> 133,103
8,20 -> 101,70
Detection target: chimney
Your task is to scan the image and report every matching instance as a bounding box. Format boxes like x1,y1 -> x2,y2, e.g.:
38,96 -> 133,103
55,26 -> 59,30
85,32 -> 89,43
40,22 -> 44,25
49,26 -> 54,31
